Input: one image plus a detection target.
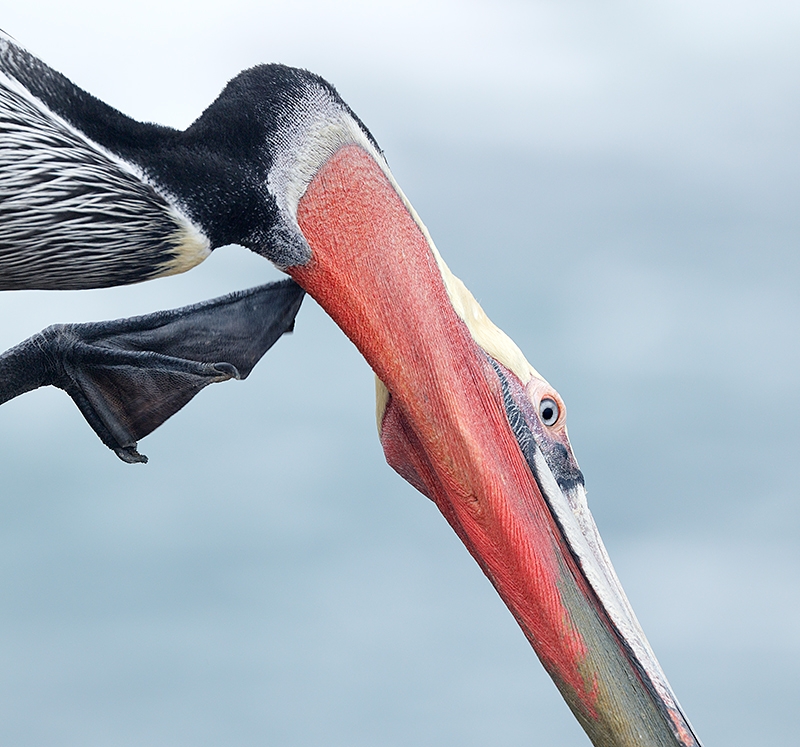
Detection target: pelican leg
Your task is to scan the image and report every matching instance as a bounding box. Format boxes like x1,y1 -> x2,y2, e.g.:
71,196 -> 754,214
0,279 -> 304,462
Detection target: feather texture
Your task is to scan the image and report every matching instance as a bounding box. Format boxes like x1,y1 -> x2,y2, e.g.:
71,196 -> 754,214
0,34 -> 209,290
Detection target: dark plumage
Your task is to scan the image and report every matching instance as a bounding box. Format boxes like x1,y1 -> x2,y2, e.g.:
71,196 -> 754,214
0,32 -> 379,286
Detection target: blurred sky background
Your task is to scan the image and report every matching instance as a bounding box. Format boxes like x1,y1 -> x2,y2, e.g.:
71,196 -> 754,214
0,1 -> 799,745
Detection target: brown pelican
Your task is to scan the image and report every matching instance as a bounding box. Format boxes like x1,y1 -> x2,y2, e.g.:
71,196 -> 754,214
0,30 -> 701,747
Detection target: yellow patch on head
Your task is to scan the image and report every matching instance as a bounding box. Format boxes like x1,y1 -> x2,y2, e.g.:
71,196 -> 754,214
389,176 -> 544,385
375,376 -> 391,431
428,246 -> 542,386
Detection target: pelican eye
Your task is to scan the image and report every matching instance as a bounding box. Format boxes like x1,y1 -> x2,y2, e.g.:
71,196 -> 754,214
539,398 -> 559,426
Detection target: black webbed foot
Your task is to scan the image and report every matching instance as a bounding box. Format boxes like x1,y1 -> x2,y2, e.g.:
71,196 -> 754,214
0,279 -> 305,462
